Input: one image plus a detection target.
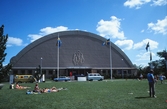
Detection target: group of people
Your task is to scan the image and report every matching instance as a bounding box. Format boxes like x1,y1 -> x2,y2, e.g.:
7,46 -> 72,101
27,83 -> 67,94
33,83 -> 59,93
153,74 -> 166,84
13,82 -> 67,94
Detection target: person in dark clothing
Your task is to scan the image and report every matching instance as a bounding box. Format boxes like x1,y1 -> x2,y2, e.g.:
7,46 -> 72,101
147,70 -> 156,98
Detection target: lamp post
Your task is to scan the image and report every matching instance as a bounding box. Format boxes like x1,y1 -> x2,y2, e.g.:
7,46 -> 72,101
121,59 -> 124,79
39,57 -> 43,83
40,57 -> 43,74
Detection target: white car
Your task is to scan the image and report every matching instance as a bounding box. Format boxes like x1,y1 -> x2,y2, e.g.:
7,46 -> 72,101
87,73 -> 103,81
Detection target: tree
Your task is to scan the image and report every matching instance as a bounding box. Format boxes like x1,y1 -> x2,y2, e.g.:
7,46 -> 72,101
134,50 -> 167,78
157,50 -> 167,76
0,25 -> 12,82
133,64 -> 149,78
149,60 -> 163,75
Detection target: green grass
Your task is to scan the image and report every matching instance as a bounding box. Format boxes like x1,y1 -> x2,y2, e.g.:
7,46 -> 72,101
0,79 -> 167,109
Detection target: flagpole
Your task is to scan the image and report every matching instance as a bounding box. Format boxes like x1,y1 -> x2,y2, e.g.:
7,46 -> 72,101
110,41 -> 112,79
103,39 -> 112,79
57,34 -> 59,78
149,44 -> 152,69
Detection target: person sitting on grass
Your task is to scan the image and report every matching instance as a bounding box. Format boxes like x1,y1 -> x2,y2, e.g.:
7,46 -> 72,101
15,83 -> 31,89
33,83 -> 42,92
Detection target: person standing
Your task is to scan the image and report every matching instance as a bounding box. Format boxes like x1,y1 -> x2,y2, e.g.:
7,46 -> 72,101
159,74 -> 164,84
147,70 -> 156,98
70,72 -> 73,80
140,74 -> 143,80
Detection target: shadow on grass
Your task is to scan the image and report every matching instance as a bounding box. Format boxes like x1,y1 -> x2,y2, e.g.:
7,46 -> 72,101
135,96 -> 150,99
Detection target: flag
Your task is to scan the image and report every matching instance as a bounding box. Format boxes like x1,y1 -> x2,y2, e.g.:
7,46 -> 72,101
146,42 -> 149,51
56,37 -> 62,47
102,39 -> 110,46
150,52 -> 152,61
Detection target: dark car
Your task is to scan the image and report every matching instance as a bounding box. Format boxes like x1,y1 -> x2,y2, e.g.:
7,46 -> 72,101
53,76 -> 70,82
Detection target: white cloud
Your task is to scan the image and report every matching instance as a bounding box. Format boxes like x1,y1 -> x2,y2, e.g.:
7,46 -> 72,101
124,0 -> 167,9
40,26 -> 68,36
131,38 -> 159,66
133,38 -> 158,50
141,29 -> 145,33
148,16 -> 167,35
7,37 -> 23,47
124,0 -> 151,9
96,16 -> 126,40
115,40 -> 133,50
133,61 -> 148,66
151,0 -> 167,6
136,52 -> 155,61
28,34 -> 43,43
28,26 -> 68,42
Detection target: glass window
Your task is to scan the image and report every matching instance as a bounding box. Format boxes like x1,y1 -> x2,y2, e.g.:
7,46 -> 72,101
24,76 -> 28,79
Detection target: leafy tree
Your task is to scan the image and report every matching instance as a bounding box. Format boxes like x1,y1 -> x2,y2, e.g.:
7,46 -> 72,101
157,50 -> 167,76
157,50 -> 167,58
134,64 -> 144,76
134,50 -> 167,78
149,60 -> 163,75
134,64 -> 149,78
0,25 -> 12,82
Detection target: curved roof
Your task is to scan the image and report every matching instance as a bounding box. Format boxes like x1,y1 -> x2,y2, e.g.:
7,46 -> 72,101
11,30 -> 134,69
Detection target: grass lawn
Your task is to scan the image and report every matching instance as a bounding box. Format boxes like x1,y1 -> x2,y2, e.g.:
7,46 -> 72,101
0,79 -> 167,109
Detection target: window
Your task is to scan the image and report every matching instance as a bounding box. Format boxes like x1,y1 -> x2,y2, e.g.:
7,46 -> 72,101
24,76 -> 29,79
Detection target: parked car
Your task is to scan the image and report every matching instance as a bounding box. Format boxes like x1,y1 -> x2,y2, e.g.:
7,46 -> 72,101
54,76 -> 70,82
14,75 -> 36,83
87,73 -> 103,81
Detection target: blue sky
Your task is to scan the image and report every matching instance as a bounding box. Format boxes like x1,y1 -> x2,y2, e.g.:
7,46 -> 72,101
0,0 -> 167,67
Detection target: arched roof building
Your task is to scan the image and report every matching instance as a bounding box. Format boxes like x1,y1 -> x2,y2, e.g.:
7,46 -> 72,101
10,30 -> 136,79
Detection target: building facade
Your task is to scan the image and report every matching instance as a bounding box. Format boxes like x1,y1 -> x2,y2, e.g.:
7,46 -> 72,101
10,30 -> 136,79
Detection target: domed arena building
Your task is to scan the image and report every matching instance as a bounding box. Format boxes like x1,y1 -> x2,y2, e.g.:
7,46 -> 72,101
10,30 -> 136,79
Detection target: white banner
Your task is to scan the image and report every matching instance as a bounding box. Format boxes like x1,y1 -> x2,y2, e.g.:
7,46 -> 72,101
78,77 -> 87,81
